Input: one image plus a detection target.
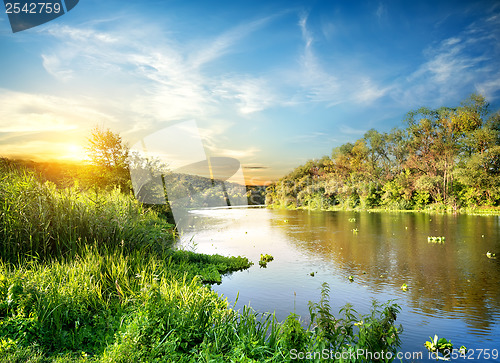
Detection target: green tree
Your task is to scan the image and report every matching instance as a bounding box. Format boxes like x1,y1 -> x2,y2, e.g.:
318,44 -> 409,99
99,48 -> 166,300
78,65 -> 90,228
83,126 -> 131,191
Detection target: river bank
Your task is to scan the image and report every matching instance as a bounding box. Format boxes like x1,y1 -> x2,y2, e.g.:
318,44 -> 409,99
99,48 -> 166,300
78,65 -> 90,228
266,202 -> 500,216
0,161 -> 403,362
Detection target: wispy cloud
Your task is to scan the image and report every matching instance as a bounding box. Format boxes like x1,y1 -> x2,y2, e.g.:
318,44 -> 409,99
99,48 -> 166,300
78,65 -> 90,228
375,2 -> 387,22
189,16 -> 273,69
0,89 -> 115,133
297,14 -> 341,105
29,13 -> 288,164
212,76 -> 278,114
396,13 -> 500,105
295,14 -> 391,107
288,131 -> 338,145
339,125 -> 367,136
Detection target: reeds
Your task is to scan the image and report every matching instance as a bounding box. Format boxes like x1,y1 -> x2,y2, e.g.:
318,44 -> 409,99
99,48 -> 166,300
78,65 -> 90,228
0,160 -> 174,261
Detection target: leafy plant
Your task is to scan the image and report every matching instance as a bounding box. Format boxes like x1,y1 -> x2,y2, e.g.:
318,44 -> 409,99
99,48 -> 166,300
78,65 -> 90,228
428,236 -> 446,244
308,283 -> 402,361
425,334 -> 453,359
259,254 -> 274,268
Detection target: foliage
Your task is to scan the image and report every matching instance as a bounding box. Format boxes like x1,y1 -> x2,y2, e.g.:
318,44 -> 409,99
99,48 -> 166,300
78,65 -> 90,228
424,335 -> 455,360
258,254 -> 274,268
306,282 -> 402,362
267,94 -> 500,211
83,126 -> 131,192
0,160 -> 174,261
0,161 -> 404,362
0,263 -> 403,362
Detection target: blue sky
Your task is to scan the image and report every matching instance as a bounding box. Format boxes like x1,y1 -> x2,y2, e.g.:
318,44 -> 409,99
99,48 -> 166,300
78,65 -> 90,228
1,0 -> 499,184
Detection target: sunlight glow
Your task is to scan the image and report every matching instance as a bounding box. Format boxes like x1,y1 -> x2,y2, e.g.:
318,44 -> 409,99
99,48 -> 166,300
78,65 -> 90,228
64,143 -> 86,161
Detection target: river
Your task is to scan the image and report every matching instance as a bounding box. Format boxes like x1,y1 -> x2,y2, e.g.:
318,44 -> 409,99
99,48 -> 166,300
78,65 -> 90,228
178,207 -> 500,362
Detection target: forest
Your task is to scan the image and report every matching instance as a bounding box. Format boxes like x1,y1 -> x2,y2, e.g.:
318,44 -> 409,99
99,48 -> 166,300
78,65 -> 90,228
266,94 -> 500,212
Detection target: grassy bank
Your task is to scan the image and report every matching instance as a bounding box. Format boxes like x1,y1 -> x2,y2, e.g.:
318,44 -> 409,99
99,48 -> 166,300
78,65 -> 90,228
0,160 -> 403,362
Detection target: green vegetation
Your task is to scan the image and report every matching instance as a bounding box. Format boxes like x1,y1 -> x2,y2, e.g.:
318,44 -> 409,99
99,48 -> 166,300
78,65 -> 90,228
266,94 -> 500,212
0,159 -> 404,361
424,335 -> 456,360
424,336 -> 470,361
486,251 -> 496,259
258,253 -> 274,268
427,236 -> 446,244
0,158 -> 172,261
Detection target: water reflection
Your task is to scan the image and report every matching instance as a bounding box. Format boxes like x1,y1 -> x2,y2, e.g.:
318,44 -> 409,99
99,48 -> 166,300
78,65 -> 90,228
268,210 -> 500,334
180,208 -> 500,360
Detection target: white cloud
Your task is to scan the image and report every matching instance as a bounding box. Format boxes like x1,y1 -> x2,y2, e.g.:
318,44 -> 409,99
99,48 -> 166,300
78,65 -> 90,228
41,54 -> 75,81
394,15 -> 500,106
354,78 -> 392,104
212,76 -> 278,114
189,16 -> 272,69
339,125 -> 366,136
376,3 -> 387,21
0,89 -> 115,133
476,73 -> 500,100
296,14 -> 388,106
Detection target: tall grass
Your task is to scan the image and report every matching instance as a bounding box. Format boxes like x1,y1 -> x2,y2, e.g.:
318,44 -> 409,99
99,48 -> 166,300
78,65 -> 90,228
0,159 -> 174,260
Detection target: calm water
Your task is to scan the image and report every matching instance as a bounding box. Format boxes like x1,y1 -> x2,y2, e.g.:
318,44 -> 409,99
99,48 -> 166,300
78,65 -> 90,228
178,208 -> 500,362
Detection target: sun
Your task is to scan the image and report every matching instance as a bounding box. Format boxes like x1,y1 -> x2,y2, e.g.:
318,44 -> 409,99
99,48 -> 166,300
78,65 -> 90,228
64,143 -> 86,161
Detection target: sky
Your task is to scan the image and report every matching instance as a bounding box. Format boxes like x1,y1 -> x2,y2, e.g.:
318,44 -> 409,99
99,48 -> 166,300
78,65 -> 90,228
1,0 -> 499,185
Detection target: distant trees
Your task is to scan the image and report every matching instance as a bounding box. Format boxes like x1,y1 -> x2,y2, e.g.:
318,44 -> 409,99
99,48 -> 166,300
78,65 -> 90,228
267,94 -> 500,210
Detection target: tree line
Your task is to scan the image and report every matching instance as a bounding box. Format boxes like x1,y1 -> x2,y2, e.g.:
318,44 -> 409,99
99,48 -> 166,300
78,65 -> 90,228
266,94 -> 500,210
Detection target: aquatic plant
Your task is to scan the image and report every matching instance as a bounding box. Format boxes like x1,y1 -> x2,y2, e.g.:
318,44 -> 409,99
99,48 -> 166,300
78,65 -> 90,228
427,236 -> 446,244
424,335 -> 453,357
259,253 -> 274,267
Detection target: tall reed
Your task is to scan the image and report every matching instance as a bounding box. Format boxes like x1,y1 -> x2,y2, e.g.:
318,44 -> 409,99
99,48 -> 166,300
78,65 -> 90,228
0,160 -> 174,261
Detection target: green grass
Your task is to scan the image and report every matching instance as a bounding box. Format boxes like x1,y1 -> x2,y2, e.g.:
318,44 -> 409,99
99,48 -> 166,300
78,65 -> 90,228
0,255 -> 402,362
0,159 -> 403,362
0,159 -> 174,261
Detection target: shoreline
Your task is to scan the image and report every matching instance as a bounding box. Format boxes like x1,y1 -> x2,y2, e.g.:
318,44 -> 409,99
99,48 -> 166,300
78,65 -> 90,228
266,203 -> 500,216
